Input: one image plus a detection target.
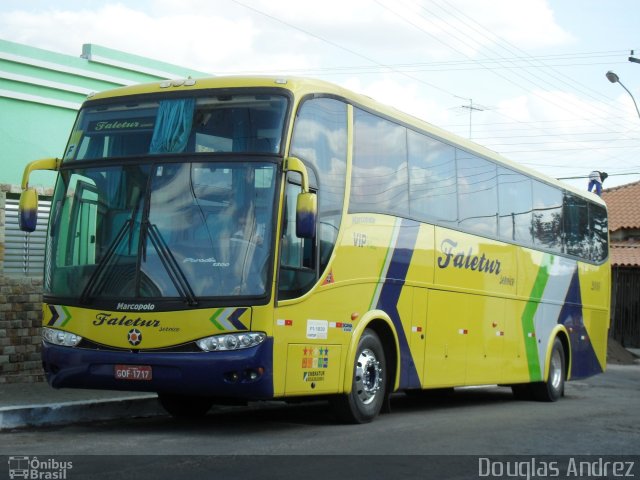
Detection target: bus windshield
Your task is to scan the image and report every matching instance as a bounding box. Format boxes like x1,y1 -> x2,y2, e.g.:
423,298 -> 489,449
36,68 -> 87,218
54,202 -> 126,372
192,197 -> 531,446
64,93 -> 288,160
46,161 -> 277,303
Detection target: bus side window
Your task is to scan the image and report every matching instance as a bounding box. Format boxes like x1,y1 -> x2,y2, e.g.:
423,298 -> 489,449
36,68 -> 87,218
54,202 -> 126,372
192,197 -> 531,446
278,173 -> 317,300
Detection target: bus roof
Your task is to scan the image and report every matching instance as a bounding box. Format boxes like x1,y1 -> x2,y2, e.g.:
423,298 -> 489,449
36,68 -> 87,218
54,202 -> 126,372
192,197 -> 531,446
86,75 -> 604,206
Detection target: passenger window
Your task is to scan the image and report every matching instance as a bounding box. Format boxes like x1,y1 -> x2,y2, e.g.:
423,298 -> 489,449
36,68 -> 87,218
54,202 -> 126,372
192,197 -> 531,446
498,167 -> 533,244
532,181 -> 563,252
407,130 -> 457,225
457,151 -> 498,237
563,193 -> 589,257
350,109 -> 408,216
589,204 -> 608,262
291,98 -> 347,271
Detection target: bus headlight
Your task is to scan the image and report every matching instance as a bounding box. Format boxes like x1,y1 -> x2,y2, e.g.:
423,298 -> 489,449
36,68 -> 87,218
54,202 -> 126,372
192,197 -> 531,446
196,332 -> 266,352
42,327 -> 83,347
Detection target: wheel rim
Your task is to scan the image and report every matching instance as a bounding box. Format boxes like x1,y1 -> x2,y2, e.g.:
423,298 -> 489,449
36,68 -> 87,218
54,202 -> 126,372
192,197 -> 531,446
550,348 -> 563,391
354,348 -> 383,405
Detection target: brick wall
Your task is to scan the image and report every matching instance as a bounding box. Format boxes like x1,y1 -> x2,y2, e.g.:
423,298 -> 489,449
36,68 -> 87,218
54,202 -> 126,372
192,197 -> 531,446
0,277 -> 45,384
0,185 -> 46,384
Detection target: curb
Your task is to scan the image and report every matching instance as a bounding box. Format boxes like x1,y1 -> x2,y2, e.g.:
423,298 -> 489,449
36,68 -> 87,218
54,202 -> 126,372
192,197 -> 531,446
0,395 -> 163,431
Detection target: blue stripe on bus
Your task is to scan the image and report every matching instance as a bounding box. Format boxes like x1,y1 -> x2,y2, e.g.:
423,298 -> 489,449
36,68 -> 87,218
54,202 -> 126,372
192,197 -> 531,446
558,269 -> 603,379
47,304 -> 59,326
228,308 -> 248,330
375,218 -> 422,390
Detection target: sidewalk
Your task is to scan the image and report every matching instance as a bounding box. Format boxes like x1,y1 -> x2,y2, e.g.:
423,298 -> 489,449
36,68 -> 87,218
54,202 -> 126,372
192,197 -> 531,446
0,382 -> 163,430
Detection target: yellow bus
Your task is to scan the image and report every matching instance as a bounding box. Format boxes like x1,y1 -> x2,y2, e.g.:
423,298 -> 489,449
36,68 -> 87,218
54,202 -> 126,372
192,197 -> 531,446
19,76 -> 610,423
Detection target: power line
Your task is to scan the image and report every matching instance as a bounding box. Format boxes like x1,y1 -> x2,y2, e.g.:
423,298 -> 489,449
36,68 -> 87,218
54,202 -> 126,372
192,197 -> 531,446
471,130 -> 640,140
374,0 -> 635,156
435,0 -> 629,109
229,0 -> 460,98
412,0 -> 635,134
227,0 -> 638,183
498,144 -> 640,153
215,52 -> 631,75
558,172 -> 640,180
384,0 -> 640,169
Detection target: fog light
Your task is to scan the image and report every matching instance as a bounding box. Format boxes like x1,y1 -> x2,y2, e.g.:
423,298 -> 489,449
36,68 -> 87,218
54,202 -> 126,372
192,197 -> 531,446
246,368 -> 264,381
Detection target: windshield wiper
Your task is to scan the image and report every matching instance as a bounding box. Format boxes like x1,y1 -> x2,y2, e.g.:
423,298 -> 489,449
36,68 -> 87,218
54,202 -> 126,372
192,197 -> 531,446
146,222 -> 198,306
80,219 -> 131,304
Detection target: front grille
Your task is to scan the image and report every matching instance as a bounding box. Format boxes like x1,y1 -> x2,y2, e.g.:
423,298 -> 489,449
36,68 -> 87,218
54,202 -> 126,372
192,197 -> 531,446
77,338 -> 201,353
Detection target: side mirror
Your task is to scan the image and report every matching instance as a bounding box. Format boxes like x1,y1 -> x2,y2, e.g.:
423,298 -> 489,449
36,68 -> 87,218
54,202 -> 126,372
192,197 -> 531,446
18,157 -> 60,232
285,156 -> 318,239
296,191 -> 317,239
18,188 -> 39,232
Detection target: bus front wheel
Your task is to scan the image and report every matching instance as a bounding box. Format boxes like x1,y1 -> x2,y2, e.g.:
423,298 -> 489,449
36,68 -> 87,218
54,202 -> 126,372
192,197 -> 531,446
331,328 -> 387,424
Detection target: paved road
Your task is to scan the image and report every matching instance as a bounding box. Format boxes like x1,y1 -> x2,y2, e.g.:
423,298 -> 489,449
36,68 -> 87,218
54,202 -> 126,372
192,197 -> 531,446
2,365 -> 638,479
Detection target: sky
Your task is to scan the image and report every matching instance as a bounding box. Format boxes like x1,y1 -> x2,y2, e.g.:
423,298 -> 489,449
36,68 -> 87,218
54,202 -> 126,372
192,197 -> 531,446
2,0 -> 639,191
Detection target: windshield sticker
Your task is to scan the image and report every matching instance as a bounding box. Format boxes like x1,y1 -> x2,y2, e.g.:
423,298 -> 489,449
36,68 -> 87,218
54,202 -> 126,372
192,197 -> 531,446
183,257 -> 230,268
88,117 -> 155,133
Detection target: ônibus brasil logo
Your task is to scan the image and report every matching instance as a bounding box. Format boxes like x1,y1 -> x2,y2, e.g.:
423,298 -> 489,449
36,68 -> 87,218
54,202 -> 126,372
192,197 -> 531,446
8,456 -> 73,479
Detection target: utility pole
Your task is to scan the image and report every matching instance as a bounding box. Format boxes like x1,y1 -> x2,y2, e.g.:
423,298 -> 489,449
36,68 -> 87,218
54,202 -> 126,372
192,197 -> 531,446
460,99 -> 485,139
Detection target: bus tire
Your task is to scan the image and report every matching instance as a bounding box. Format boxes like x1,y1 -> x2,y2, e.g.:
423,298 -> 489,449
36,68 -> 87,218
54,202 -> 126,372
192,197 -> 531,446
532,337 -> 566,402
158,393 -> 213,418
331,328 -> 387,424
511,383 -> 533,400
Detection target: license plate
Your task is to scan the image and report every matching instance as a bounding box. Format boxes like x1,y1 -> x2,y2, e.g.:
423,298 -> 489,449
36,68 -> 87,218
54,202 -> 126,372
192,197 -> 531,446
114,364 -> 153,381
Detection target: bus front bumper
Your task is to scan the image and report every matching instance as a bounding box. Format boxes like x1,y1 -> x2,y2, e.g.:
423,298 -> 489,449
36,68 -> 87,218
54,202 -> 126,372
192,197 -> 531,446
41,338 -> 274,399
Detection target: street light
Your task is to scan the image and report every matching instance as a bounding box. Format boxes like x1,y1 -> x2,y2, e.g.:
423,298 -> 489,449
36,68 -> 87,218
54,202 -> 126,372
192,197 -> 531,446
606,70 -> 640,119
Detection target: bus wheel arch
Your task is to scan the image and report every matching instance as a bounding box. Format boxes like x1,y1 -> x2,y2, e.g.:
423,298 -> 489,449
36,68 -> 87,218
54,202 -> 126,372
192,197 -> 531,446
332,315 -> 399,423
544,327 -> 571,386
366,318 -> 399,408
556,329 -> 571,382
533,333 -> 568,402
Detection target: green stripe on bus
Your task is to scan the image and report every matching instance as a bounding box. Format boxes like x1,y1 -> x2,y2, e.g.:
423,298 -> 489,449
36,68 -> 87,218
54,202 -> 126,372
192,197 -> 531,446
209,309 -> 225,331
369,219 -> 400,311
521,254 -> 553,382
60,305 -> 72,327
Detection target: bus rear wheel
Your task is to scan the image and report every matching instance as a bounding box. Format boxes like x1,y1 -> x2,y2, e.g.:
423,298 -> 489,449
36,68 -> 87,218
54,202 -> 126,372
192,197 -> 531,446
158,393 -> 213,418
331,328 -> 387,424
532,337 -> 566,402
